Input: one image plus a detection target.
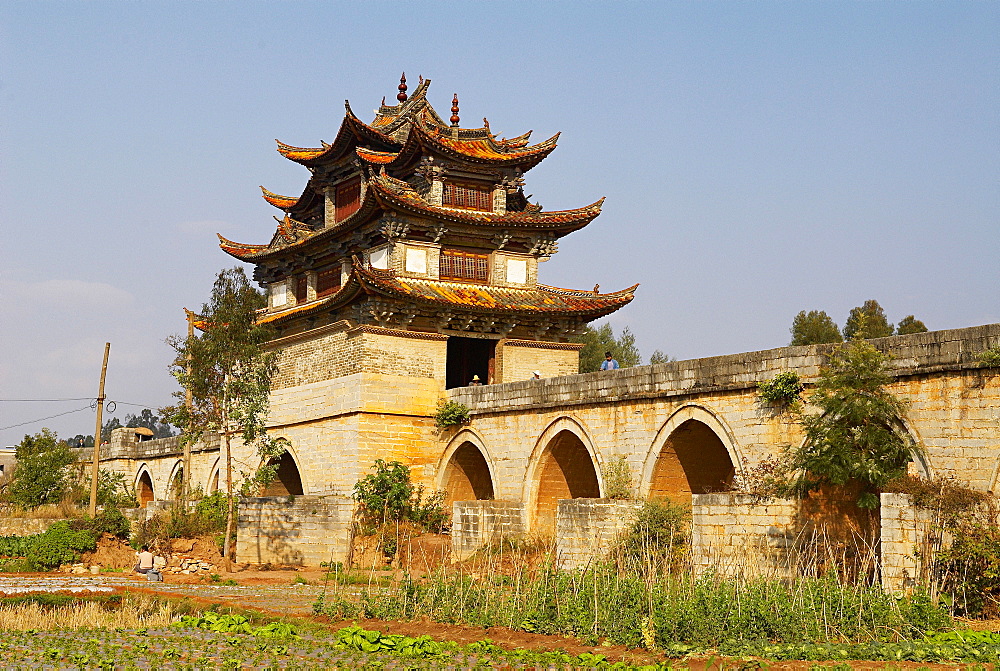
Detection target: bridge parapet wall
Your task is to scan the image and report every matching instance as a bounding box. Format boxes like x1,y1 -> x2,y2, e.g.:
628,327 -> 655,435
449,324 -> 1000,413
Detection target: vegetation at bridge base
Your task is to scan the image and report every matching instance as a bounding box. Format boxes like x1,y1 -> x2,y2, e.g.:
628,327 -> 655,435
353,460 -> 447,535
130,491 -> 230,553
783,339 -> 922,508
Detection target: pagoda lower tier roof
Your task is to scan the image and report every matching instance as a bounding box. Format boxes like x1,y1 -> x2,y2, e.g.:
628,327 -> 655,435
220,174 -> 603,262
257,259 -> 636,327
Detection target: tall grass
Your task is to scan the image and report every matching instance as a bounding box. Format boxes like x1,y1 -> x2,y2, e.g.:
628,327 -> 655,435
0,595 -> 177,630
321,500 -> 951,650
355,562 -> 948,649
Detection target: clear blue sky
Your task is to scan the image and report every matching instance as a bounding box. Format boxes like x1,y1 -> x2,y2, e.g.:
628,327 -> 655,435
1,1 -> 997,445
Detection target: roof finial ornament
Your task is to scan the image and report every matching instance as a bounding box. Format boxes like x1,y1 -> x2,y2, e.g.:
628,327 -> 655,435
381,96 -> 386,106
450,93 -> 460,126
418,74 -> 424,84
483,117 -> 490,131
397,72 -> 408,103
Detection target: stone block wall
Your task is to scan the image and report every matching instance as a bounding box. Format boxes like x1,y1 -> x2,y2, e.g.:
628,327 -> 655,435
0,517 -> 68,535
880,493 -> 936,592
451,500 -> 525,561
555,498 -> 642,569
691,493 -> 800,577
270,322 -> 448,389
237,495 -> 355,566
499,340 -> 582,382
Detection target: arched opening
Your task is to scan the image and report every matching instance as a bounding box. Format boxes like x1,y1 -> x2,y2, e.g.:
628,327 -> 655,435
442,441 -> 494,507
649,419 -> 734,505
136,471 -> 154,508
209,469 -> 220,494
533,430 -> 600,534
169,464 -> 184,499
262,451 -> 304,496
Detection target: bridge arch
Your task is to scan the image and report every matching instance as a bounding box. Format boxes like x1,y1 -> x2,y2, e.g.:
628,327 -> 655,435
206,457 -> 221,494
134,465 -> 155,508
438,429 -> 496,507
261,440 -> 305,496
524,416 -> 603,534
167,459 -> 184,499
640,404 -> 742,503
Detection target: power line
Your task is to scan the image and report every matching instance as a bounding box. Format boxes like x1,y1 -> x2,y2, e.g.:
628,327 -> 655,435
0,397 -> 95,402
0,405 -> 94,431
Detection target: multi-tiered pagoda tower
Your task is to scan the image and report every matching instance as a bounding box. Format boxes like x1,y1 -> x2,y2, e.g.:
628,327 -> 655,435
221,75 -> 636,389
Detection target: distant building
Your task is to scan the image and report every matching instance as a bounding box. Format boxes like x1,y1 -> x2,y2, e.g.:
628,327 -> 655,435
0,446 -> 16,483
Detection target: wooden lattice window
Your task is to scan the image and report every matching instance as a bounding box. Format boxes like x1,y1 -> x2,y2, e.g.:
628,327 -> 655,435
294,275 -> 308,304
443,181 -> 492,211
335,178 -> 362,221
440,249 -> 490,282
316,267 -> 340,297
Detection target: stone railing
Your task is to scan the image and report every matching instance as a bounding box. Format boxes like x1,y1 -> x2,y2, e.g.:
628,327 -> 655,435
449,323 -> 1000,414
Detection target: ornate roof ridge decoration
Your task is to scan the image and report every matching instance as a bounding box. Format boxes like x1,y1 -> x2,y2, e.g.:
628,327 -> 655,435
260,186 -> 299,209
352,259 -> 636,318
503,339 -> 586,351
537,282 -> 640,299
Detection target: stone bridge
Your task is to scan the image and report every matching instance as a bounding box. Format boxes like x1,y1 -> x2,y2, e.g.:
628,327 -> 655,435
102,323 -> 1000,566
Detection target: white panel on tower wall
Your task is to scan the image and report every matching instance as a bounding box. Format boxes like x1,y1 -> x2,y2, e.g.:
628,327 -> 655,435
405,247 -> 427,274
369,247 -> 389,270
271,282 -> 287,307
507,258 -> 528,285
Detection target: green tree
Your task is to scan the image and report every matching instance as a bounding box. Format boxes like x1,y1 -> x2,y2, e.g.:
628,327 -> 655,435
164,267 -> 279,568
785,340 -> 920,508
648,349 -> 675,364
843,299 -> 894,340
100,417 -> 122,442
896,315 -> 928,335
576,323 -> 642,372
125,408 -> 175,439
789,310 -> 843,346
6,429 -> 77,508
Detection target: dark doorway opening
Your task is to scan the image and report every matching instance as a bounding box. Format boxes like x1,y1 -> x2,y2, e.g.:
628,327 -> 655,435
262,451 -> 304,496
446,336 -> 496,389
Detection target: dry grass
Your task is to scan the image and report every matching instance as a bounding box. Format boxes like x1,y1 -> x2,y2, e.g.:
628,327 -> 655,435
0,596 -> 176,630
0,501 -> 80,520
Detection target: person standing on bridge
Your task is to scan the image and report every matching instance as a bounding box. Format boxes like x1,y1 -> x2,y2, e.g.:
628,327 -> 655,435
601,352 -> 619,370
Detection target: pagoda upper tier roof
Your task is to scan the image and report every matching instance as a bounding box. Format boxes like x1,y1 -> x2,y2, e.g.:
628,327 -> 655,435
221,174 -> 603,262
354,120 -> 558,172
257,258 -> 637,326
274,78 -> 549,171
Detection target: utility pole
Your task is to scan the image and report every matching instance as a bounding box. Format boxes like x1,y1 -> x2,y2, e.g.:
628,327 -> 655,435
183,309 -> 194,504
88,342 -> 111,518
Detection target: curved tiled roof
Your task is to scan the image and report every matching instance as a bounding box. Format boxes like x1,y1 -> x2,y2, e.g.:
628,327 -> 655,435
217,234 -> 268,259
260,186 -> 299,209
220,174 -> 601,262
355,262 -> 637,318
371,174 -> 603,229
276,104 -> 399,166
255,259 -> 636,327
